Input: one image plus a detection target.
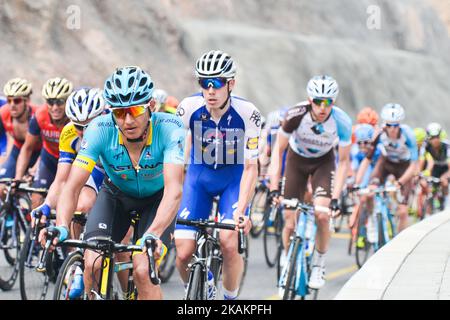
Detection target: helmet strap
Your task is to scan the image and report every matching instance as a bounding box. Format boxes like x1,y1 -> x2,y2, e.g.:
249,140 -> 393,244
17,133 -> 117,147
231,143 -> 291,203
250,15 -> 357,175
219,82 -> 231,110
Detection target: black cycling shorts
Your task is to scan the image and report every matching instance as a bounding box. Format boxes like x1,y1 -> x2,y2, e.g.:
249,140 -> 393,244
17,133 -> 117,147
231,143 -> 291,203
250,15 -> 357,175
83,179 -> 175,247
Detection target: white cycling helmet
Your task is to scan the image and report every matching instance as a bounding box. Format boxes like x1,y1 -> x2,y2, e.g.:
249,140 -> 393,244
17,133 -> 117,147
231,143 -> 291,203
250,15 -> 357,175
195,50 -> 236,78
152,88 -> 168,105
306,75 -> 339,100
426,122 -> 442,138
66,88 -> 105,123
381,103 -> 405,124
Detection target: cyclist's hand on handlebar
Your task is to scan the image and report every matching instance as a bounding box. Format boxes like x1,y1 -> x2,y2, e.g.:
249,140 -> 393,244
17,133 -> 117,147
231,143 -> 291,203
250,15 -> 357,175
268,190 -> 281,205
38,226 -> 69,251
31,203 -> 51,228
139,233 -> 163,260
329,198 -> 341,218
234,215 -> 251,235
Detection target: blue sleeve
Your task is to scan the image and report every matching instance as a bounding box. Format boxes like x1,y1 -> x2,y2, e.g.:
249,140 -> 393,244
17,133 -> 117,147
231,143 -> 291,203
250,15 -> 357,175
28,116 -> 41,136
332,107 -> 352,147
0,131 -> 6,156
160,116 -> 186,164
403,126 -> 418,161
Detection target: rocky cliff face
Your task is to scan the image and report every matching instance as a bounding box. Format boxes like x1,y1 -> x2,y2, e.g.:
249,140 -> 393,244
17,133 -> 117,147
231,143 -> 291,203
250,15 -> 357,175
0,0 -> 449,127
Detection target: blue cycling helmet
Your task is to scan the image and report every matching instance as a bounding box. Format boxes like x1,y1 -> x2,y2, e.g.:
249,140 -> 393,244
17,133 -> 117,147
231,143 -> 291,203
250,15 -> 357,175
354,123 -> 374,142
103,66 -> 154,107
0,96 -> 6,107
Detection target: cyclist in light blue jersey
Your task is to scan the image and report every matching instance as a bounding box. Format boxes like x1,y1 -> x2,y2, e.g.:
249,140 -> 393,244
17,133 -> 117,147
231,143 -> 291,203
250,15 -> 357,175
174,50 -> 261,300
356,103 -> 418,232
39,66 -> 185,300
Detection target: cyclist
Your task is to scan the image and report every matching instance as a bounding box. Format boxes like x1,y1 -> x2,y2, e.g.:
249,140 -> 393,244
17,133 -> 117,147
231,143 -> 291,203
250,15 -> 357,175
31,88 -> 106,230
15,78 -> 73,208
174,50 -> 261,300
418,122 -> 450,210
356,103 -> 418,232
0,78 -> 41,184
269,75 -> 352,290
39,66 -> 185,300
164,95 -> 179,114
152,88 -> 178,114
0,95 -> 8,162
352,106 -> 379,144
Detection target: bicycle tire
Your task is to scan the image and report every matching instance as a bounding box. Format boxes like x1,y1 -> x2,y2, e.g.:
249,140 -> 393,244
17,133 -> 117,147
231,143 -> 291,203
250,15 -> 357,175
282,238 -> 301,300
355,209 -> 373,268
159,245 -> 177,283
249,187 -> 269,238
53,250 -> 84,300
238,233 -> 249,296
0,216 -> 25,290
185,263 -> 205,300
19,226 -> 49,300
263,207 -> 282,268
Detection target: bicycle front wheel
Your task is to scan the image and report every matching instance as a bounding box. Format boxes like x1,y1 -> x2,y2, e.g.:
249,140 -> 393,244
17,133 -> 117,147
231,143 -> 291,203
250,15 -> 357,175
185,264 -> 206,300
159,245 -> 177,283
263,207 -> 283,268
249,187 -> 269,238
282,238 -> 301,300
19,226 -> 50,300
355,210 -> 374,268
53,251 -> 84,300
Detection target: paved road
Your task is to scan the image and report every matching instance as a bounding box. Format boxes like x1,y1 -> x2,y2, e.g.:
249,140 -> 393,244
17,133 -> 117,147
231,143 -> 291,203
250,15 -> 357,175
0,223 -> 358,300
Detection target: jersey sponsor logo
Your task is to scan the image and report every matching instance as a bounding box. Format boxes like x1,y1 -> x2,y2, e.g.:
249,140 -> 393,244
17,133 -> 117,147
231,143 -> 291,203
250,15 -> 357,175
311,123 -> 324,135
144,150 -> 152,159
249,110 -> 262,127
179,208 -> 190,219
286,105 -> 308,121
98,223 -> 107,230
97,122 -> 114,127
75,158 -> 90,166
246,137 -> 259,150
176,107 -> 185,117
227,114 -> 232,126
108,162 -> 163,171
81,139 -> 88,150
158,118 -> 183,127
113,151 -> 125,160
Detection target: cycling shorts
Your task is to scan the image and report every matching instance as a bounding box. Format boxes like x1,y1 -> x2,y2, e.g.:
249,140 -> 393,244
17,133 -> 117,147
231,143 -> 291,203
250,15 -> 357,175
32,149 -> 57,189
84,178 -> 174,247
432,164 -> 448,179
370,156 -> 411,204
174,164 -> 248,240
284,147 -> 335,202
0,145 -> 40,179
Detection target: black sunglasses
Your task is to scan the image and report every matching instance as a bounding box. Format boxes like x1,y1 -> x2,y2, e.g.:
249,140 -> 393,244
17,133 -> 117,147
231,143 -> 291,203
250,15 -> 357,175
47,98 -> 65,106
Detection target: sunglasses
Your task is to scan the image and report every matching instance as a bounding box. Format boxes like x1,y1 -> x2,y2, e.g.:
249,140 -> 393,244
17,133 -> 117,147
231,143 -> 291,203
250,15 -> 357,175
198,78 -> 228,90
47,98 -> 66,106
385,123 -> 400,128
312,98 -> 334,107
73,123 -> 88,131
357,140 -> 371,146
111,105 -> 147,119
7,97 -> 25,104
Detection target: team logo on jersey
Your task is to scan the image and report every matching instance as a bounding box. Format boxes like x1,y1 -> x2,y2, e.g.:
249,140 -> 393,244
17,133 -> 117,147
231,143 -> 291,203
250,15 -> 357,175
246,137 -> 259,150
249,110 -> 262,127
98,223 -> 107,230
113,151 -> 124,160
200,112 -> 210,121
144,150 -> 152,159
121,174 -> 128,180
179,208 -> 190,219
227,114 -> 232,126
311,123 -> 324,135
176,107 -> 185,117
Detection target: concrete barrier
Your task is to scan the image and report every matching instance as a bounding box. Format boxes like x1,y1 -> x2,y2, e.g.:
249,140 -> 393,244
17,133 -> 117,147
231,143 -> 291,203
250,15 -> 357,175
335,209 -> 450,300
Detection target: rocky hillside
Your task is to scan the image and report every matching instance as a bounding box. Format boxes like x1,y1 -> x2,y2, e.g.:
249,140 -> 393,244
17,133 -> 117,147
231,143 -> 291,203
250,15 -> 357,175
0,0 -> 449,128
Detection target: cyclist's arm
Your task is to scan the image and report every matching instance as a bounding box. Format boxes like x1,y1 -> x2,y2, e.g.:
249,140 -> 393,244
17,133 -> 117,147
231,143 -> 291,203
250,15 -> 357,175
236,158 -> 258,217
14,133 -> 40,180
269,131 -> 289,191
43,162 -> 72,209
399,127 -> 419,185
355,157 -> 371,185
55,165 -> 90,229
146,163 -> 184,238
184,131 -> 191,165
332,144 -> 351,199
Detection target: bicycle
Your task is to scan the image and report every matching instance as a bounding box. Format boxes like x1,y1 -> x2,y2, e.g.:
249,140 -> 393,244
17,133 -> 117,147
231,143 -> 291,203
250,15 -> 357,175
249,176 -> 270,238
158,240 -> 176,284
418,175 -> 446,219
353,184 -> 398,268
0,178 -> 35,291
176,218 -> 246,300
51,210 -> 160,300
277,198 -> 332,300
19,209 -> 87,300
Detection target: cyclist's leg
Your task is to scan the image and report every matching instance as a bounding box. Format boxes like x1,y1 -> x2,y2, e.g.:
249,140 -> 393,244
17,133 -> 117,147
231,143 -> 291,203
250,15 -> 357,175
388,160 -> 411,232
174,165 -> 213,284
31,150 -> 56,209
82,182 -> 131,298
282,147 -> 310,255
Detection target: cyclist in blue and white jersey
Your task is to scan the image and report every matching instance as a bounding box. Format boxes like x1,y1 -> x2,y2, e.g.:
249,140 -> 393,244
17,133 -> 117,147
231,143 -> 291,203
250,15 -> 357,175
39,66 -> 185,300
269,75 -> 352,290
356,103 -> 418,232
174,50 -> 261,300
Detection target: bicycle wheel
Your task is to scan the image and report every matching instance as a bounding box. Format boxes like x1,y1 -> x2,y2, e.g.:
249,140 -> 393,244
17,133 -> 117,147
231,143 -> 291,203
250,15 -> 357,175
185,263 -> 206,300
263,206 -> 282,268
19,226 -> 50,300
282,238 -> 301,300
355,210 -> 374,268
159,244 -> 177,283
0,214 -> 26,290
53,251 -> 84,300
249,187 -> 268,238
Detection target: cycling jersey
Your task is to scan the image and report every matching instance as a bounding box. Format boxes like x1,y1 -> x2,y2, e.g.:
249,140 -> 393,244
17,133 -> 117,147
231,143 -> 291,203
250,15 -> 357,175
28,106 -> 67,159
0,96 -> 6,107
176,93 -> 261,169
59,122 -> 105,193
351,143 -> 382,187
73,112 -> 185,198
0,103 -> 41,150
279,102 -> 352,158
0,98 -> 6,156
419,141 -> 450,166
174,93 -> 262,239
367,125 -> 418,163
